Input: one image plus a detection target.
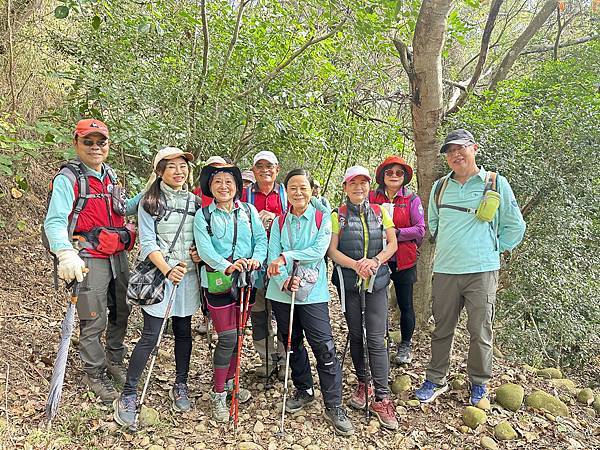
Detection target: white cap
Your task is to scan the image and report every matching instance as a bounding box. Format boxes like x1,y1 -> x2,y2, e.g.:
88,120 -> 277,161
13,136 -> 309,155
205,155 -> 227,166
153,147 -> 194,170
241,170 -> 256,183
343,165 -> 371,183
253,150 -> 279,166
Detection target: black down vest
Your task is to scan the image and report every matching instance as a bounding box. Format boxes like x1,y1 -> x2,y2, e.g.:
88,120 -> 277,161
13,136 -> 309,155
337,201 -> 390,292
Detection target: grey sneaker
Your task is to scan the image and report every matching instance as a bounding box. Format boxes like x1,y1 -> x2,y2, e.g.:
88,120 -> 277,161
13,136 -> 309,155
394,341 -> 413,365
170,383 -> 191,412
113,393 -> 137,427
324,405 -> 354,436
106,360 -> 127,385
285,389 -> 315,413
225,379 -> 252,404
83,370 -> 119,403
210,390 -> 229,423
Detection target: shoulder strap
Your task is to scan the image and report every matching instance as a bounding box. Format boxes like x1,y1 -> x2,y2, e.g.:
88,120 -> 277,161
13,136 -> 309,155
484,171 -> 497,193
104,163 -> 119,186
166,195 -> 191,255
203,206 -> 213,237
240,202 -> 253,234
279,183 -> 288,213
62,161 -> 88,240
278,211 -> 288,233
245,186 -> 254,205
434,176 -> 450,210
230,208 -> 239,259
315,209 -> 323,230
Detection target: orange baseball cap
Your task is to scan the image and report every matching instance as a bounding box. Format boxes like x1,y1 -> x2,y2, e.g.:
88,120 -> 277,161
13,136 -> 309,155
74,119 -> 109,138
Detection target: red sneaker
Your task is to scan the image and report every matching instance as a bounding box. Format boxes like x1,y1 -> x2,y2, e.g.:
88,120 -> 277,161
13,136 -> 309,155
370,397 -> 398,430
348,382 -> 374,410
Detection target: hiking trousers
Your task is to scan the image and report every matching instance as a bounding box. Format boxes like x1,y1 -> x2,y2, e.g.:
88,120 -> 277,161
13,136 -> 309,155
250,288 -> 285,366
389,262 -> 417,344
426,271 -> 498,386
343,286 -> 390,400
271,300 -> 342,407
77,253 -> 130,375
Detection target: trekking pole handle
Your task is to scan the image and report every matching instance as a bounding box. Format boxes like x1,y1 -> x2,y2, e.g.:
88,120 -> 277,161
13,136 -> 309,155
287,260 -> 299,293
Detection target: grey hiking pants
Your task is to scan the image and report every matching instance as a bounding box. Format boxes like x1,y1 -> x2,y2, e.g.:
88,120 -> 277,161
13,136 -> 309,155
77,254 -> 130,375
250,288 -> 285,366
426,271 -> 498,386
344,286 -> 390,399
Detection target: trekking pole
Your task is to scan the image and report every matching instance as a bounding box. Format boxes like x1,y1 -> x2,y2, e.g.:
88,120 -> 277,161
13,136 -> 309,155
230,270 -> 252,429
45,272 -> 87,423
340,333 -> 350,372
278,260 -> 299,437
359,273 -> 376,421
132,263 -> 185,432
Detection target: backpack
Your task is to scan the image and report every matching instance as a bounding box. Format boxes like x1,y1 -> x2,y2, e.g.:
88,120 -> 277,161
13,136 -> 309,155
41,160 -> 121,288
154,192 -> 201,233
245,183 -> 288,213
430,171 -> 497,242
277,209 -> 324,233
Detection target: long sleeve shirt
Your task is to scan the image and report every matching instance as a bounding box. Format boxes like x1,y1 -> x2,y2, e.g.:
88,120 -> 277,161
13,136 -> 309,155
266,204 -> 332,305
193,199 -> 268,287
428,166 -> 526,274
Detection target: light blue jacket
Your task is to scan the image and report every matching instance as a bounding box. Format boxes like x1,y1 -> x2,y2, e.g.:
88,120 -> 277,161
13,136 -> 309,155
428,166 -> 526,274
44,161 -> 142,253
193,200 -> 268,287
266,204 -> 332,305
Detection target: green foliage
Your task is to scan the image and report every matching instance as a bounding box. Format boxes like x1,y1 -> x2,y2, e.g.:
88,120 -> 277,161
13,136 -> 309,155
448,42 -> 600,369
0,115 -> 43,177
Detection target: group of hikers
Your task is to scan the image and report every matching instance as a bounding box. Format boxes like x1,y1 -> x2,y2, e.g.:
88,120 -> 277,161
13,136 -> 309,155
43,119 -> 526,437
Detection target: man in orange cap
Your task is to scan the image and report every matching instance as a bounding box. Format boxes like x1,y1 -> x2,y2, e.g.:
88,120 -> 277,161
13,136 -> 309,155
44,119 -> 142,403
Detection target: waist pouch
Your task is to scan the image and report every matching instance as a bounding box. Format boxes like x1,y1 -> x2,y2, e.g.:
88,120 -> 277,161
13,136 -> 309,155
476,190 -> 501,222
295,266 -> 319,302
206,264 -> 239,300
75,223 -> 136,255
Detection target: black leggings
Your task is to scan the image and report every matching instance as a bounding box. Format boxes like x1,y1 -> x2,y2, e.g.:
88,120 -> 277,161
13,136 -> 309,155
122,310 -> 192,396
389,262 -> 416,344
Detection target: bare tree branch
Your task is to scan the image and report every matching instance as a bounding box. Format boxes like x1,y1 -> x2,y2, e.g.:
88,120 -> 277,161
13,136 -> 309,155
446,0 -> 503,115
521,34 -> 598,55
214,0 -> 248,93
200,0 -> 209,82
489,0 -> 559,91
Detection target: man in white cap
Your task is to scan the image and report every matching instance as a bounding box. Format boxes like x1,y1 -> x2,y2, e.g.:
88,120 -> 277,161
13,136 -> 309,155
241,150 -> 288,380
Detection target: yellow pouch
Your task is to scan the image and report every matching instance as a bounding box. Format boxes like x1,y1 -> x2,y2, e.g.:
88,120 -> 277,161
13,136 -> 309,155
476,190 -> 500,222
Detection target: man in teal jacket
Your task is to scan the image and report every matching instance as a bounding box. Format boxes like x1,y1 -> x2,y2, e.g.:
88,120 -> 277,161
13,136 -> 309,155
416,129 -> 526,406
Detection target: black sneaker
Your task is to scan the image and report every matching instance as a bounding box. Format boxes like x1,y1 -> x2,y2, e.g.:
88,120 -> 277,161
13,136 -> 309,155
170,382 -> 191,412
324,405 -> 354,436
285,389 -> 315,413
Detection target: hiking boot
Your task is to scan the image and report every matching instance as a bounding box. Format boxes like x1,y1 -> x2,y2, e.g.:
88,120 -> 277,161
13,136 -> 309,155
210,390 -> 229,423
394,341 -> 413,365
170,383 -> 191,412
83,370 -> 119,403
106,360 -> 127,385
225,379 -> 252,404
370,397 -> 398,430
415,380 -> 448,403
285,389 -> 315,413
470,384 -> 487,406
113,393 -> 137,427
255,360 -> 278,378
323,405 -> 354,436
348,382 -> 373,410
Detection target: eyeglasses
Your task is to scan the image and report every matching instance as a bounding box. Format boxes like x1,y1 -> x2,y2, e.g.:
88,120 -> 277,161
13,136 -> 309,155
445,144 -> 471,155
79,138 -> 108,148
255,163 -> 276,170
384,169 -> 405,177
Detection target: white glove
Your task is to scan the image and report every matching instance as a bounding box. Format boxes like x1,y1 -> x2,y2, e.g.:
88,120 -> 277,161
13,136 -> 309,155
56,249 -> 86,282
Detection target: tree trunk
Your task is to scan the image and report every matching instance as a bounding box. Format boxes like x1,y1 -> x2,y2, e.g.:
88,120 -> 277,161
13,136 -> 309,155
409,0 -> 453,327
489,0 -> 558,90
